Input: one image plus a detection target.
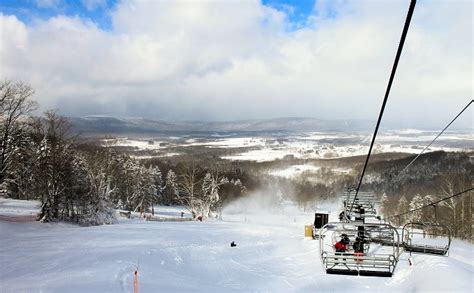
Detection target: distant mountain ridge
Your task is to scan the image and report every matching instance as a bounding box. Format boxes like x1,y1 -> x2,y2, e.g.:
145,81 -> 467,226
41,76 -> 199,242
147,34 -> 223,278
70,116 -> 377,135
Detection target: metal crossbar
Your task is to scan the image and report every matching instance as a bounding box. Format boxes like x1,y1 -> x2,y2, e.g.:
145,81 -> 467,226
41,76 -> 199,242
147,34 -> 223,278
323,253 -> 396,276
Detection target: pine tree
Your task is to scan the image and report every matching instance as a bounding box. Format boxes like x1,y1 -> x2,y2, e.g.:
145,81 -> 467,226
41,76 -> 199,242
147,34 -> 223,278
82,148 -> 117,225
68,154 -> 90,219
164,169 -> 179,205
151,166 -> 163,213
32,112 -> 76,222
4,127 -> 35,199
128,165 -> 158,214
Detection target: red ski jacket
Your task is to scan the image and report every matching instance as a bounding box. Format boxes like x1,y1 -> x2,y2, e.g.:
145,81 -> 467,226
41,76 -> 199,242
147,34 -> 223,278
335,242 -> 347,251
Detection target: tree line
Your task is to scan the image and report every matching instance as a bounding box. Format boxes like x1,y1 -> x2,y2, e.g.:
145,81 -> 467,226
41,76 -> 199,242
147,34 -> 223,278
0,80 -> 245,225
369,152 -> 473,241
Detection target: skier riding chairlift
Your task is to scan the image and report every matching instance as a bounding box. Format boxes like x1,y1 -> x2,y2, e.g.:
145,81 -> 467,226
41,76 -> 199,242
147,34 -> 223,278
334,234 -> 350,265
353,236 -> 364,264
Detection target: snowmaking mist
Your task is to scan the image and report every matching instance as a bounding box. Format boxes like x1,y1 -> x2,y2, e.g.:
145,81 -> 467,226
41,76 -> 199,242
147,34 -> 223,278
221,188 -> 342,226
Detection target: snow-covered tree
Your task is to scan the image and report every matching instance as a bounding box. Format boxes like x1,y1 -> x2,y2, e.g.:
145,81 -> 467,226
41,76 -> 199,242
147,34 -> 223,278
200,172 -> 228,217
164,169 -> 179,205
232,178 -> 247,194
396,195 -> 409,225
422,194 -> 435,223
82,148 -> 118,225
275,189 -> 285,209
439,175 -> 466,238
0,80 -> 37,187
63,154 -> 90,221
32,112 -> 76,222
149,166 -> 163,215
176,167 -> 201,216
3,128 -> 36,199
128,165 -> 158,214
409,194 -> 424,223
81,176 -> 117,226
379,193 -> 389,216
119,156 -> 139,209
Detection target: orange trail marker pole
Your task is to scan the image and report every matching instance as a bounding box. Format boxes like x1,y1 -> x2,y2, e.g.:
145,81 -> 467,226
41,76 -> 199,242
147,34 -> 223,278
134,270 -> 138,293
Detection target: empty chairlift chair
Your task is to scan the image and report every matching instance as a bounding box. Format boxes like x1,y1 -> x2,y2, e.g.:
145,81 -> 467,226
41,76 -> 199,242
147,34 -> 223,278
341,190 -> 379,223
402,222 -> 451,256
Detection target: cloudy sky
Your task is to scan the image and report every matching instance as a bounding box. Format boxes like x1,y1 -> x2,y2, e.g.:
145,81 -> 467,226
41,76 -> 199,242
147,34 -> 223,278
0,0 -> 472,128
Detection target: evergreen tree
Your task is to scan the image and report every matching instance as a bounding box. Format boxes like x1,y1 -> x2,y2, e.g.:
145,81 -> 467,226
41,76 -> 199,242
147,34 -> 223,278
128,165 -> 158,214
164,169 -> 179,205
3,127 -> 35,199
33,112 -> 76,222
149,166 -> 163,215
82,148 -> 118,225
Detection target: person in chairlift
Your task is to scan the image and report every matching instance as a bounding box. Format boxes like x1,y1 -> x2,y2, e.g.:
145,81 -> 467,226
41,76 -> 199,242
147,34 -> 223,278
353,236 -> 364,263
334,234 -> 350,264
335,234 -> 350,252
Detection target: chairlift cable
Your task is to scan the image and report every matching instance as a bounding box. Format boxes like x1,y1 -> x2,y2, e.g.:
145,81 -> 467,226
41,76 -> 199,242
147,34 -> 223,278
348,0 -> 417,218
384,187 -> 474,221
398,99 -> 473,176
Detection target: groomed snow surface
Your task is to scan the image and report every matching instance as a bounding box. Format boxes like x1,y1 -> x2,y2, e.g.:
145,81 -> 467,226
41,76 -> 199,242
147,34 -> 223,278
1,199 -> 473,292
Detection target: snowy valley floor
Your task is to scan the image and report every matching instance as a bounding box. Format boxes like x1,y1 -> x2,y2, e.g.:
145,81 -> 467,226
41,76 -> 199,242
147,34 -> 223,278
1,203 -> 473,292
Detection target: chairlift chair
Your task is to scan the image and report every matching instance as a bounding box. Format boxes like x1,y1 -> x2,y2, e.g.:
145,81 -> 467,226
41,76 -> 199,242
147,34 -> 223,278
402,222 -> 451,256
319,222 -> 402,277
341,191 -> 378,223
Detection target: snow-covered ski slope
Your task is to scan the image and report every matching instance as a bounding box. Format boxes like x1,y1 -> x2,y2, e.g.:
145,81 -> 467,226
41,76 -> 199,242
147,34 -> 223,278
1,200 -> 473,292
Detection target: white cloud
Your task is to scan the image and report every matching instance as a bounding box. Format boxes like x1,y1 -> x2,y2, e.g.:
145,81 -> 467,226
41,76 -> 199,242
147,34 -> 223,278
82,0 -> 107,11
35,0 -> 61,9
0,0 -> 472,128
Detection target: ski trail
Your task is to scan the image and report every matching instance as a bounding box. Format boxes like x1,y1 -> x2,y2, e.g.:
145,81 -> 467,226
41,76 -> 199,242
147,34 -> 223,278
115,261 -> 134,293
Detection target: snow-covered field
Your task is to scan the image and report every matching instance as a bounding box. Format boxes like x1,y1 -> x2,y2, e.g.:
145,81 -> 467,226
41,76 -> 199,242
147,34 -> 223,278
222,148 -> 302,162
187,137 -> 267,148
103,129 -> 473,162
269,164 -> 321,178
102,138 -> 169,150
0,197 -> 40,222
221,142 -> 465,162
0,197 -> 40,217
1,198 -> 473,292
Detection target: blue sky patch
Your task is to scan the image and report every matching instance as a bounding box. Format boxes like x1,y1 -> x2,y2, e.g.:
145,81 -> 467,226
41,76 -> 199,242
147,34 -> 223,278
0,0 -> 117,30
263,0 -> 315,26
0,0 -> 321,31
